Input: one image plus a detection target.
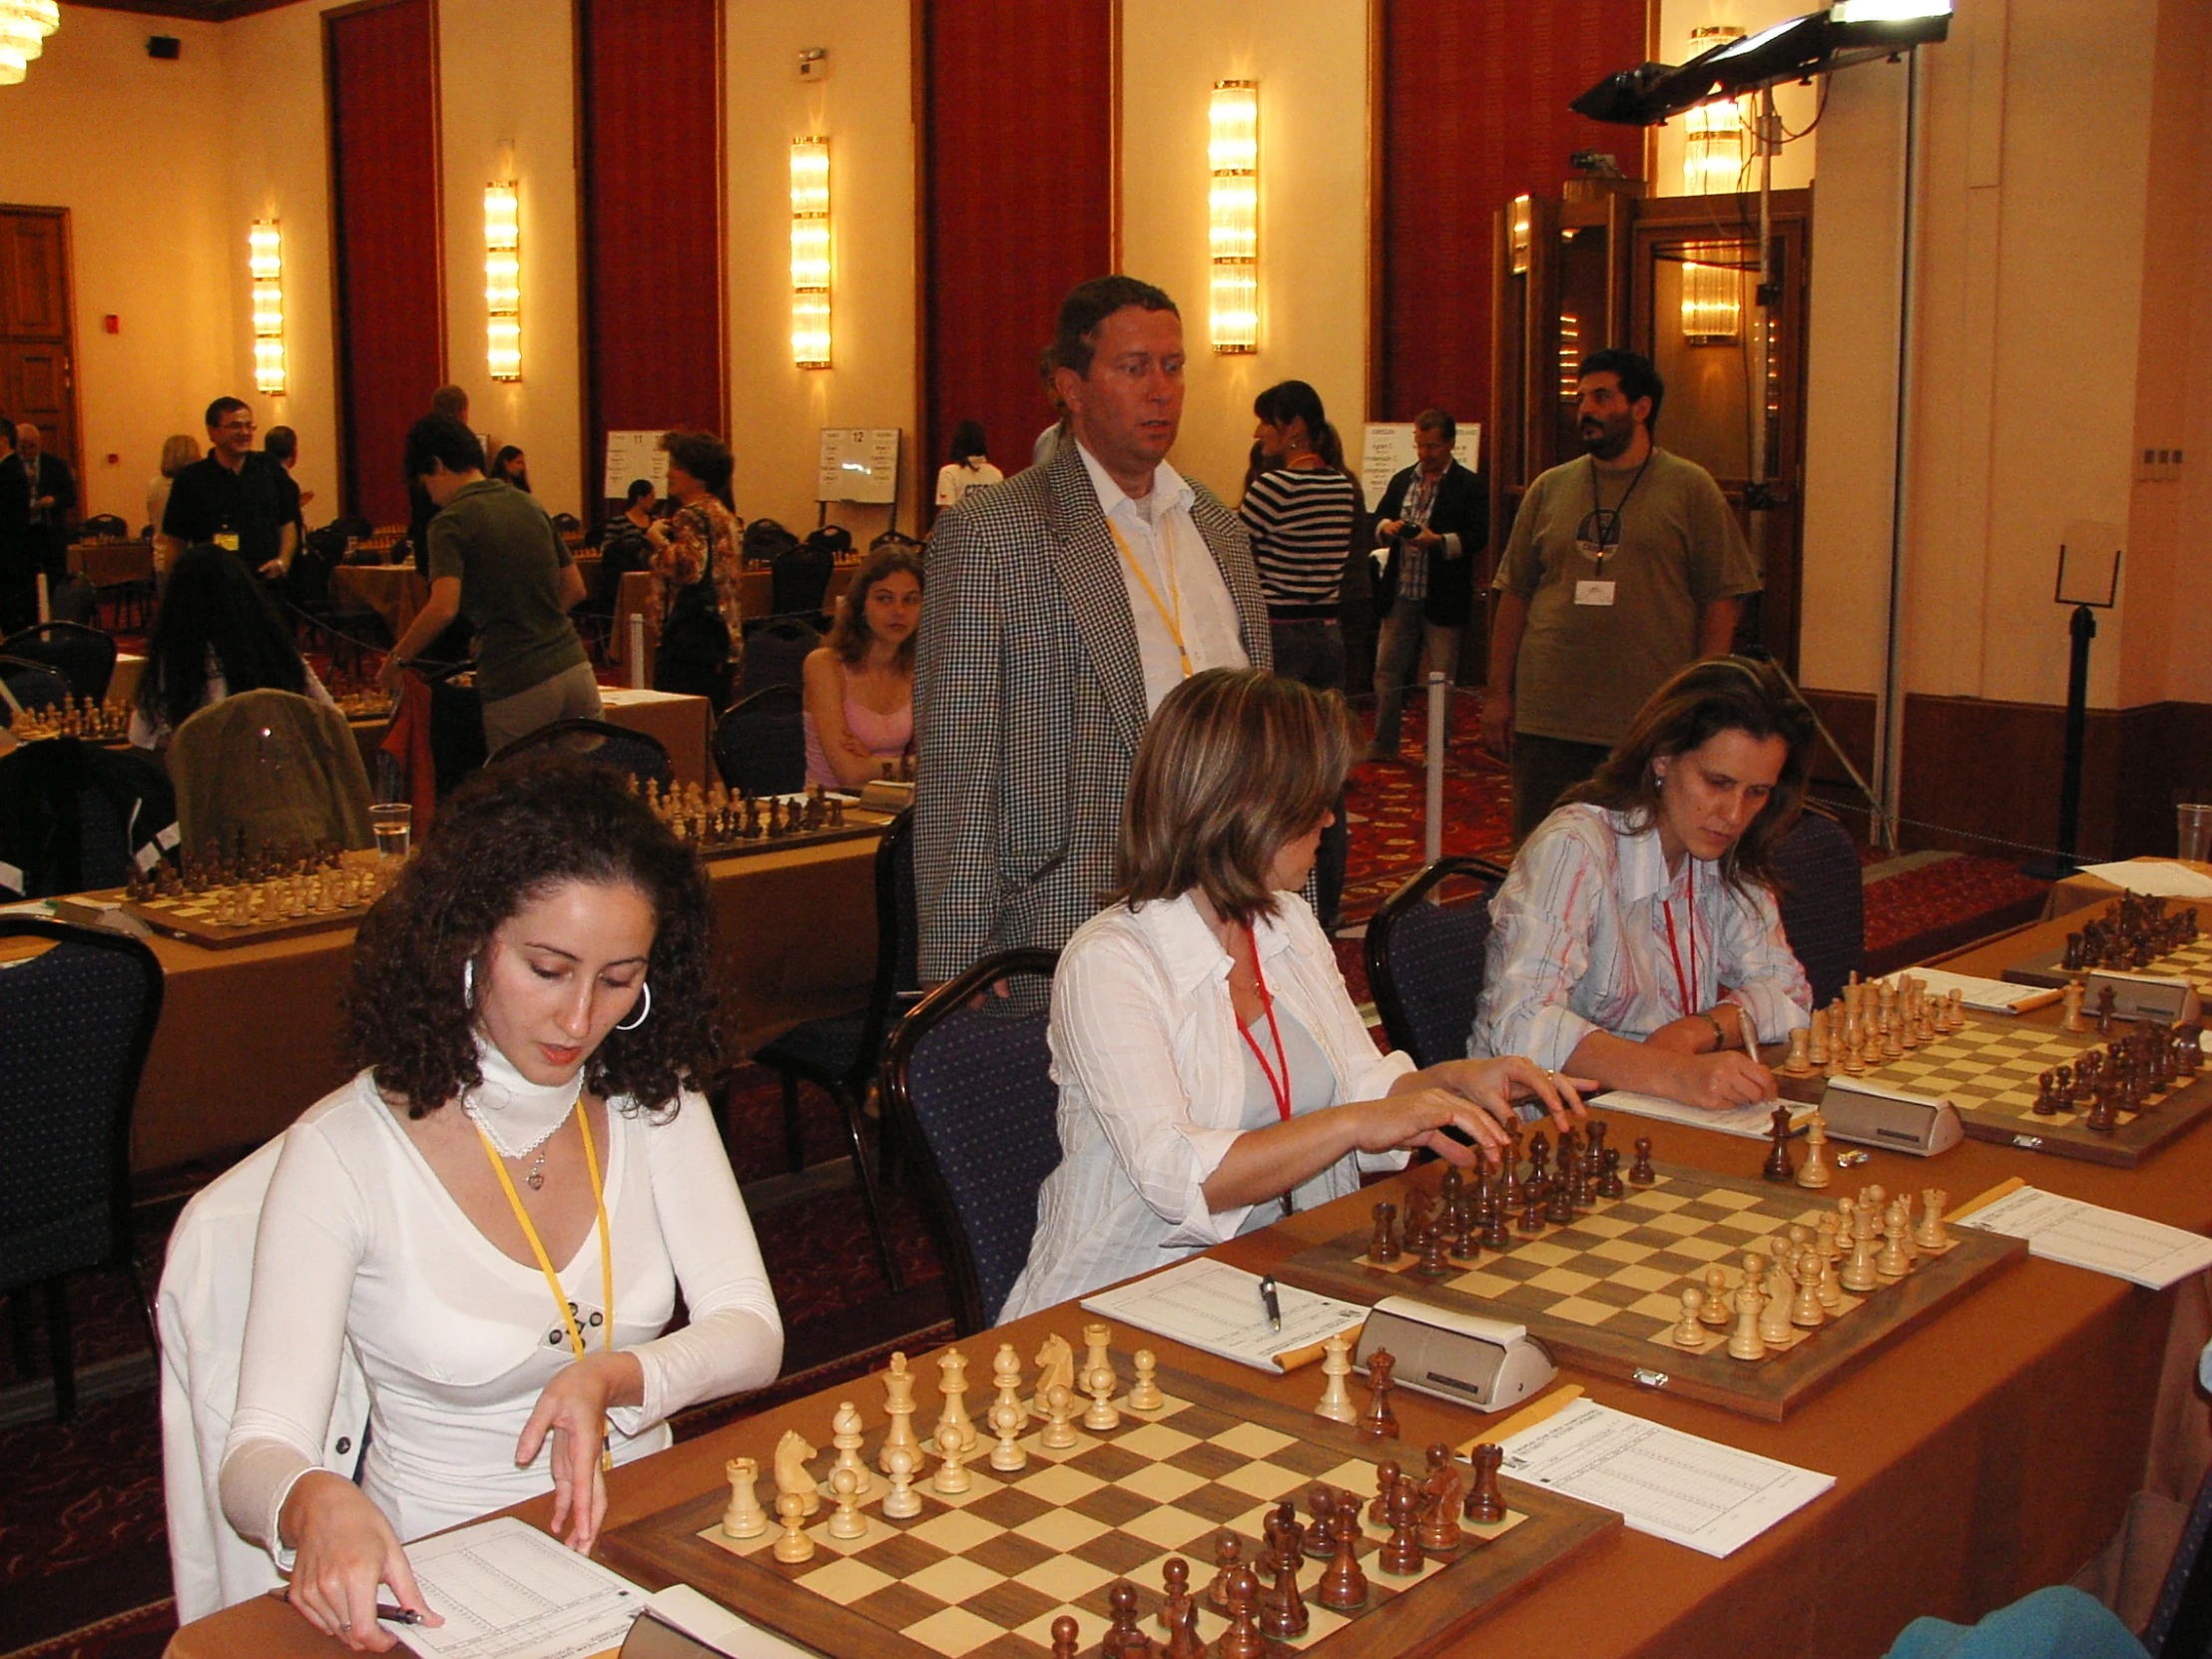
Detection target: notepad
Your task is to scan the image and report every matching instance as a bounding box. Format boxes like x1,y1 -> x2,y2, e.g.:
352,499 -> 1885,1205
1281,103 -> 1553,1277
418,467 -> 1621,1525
1948,1183 -> 2212,1290
1878,966 -> 2062,1014
1586,1089 -> 1812,1141
382,1516 -> 648,1659
2074,860 -> 2212,901
1079,1257 -> 1369,1373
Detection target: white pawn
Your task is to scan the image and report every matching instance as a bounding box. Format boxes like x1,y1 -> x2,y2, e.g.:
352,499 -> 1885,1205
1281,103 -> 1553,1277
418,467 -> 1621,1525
1314,1333 -> 1357,1424
1673,1285 -> 1707,1348
830,1400 -> 874,1499
827,1466 -> 867,1540
1128,1348 -> 1165,1411
722,1456 -> 766,1539
1842,1228 -> 1882,1293
931,1420 -> 973,1494
989,1398 -> 1028,1472
1790,1253 -> 1826,1329
773,1492 -> 815,1564
1727,1284 -> 1767,1362
881,1443 -> 921,1520
1039,1382 -> 1079,1449
1082,1363 -> 1121,1431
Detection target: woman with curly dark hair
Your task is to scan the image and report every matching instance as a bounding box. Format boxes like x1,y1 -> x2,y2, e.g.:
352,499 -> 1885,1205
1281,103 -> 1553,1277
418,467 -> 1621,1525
220,756 -> 781,1652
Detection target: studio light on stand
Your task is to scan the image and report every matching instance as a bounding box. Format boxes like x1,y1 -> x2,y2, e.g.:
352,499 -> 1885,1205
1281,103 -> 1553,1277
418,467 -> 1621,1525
2025,527 -> 2123,877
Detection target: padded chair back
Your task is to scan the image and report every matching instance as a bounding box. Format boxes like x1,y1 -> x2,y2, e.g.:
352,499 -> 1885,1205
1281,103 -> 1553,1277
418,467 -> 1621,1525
0,920 -> 164,1296
1772,806 -> 1864,1008
3,621 -> 118,702
551,511 -> 582,534
169,689 -> 375,853
714,684 -> 806,797
771,541 -> 835,618
0,654 -> 70,712
488,717 -> 673,789
736,618 -> 819,699
79,513 -> 129,541
881,949 -> 1060,1334
2145,1459 -> 2212,1659
1365,856 -> 1507,1068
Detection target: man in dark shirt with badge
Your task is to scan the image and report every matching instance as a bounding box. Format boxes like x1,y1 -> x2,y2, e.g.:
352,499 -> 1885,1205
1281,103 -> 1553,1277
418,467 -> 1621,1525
160,397 -> 297,582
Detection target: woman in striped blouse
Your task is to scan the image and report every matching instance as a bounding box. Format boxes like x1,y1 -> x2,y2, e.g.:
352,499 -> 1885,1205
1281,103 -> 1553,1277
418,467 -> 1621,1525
1472,657 -> 1817,1112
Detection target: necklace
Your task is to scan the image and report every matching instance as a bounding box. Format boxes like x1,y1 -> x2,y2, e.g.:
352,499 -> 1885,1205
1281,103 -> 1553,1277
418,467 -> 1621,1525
461,1037 -> 588,1174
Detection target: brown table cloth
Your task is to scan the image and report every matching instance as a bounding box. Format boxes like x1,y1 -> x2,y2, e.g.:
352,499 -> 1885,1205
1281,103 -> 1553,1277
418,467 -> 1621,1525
68,538 -> 155,588
163,893 -> 2212,1658
330,565 -> 430,641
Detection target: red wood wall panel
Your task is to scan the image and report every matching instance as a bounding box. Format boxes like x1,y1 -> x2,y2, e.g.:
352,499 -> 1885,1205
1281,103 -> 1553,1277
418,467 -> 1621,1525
1377,0 -> 1648,423
325,0 -> 443,527
921,0 -> 1114,485
578,0 -> 723,504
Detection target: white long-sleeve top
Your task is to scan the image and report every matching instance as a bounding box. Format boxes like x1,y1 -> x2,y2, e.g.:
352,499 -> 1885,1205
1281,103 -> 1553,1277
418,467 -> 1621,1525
220,1072 -> 783,1560
1472,803 -> 1813,1072
1000,891 -> 1415,1320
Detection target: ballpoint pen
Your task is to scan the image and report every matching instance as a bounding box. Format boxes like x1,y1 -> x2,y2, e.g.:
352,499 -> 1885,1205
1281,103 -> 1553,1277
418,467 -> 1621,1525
1259,1275 -> 1283,1332
264,1588 -> 424,1625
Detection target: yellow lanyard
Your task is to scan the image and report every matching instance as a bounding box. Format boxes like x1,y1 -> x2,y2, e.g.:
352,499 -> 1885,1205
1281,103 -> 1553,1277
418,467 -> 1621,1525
475,1103 -> 617,1471
1105,516 -> 1191,679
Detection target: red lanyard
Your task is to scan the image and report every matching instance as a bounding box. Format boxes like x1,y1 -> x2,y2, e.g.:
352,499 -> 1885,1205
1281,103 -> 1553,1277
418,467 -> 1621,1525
1661,860 -> 1700,1018
1238,925 -> 1295,1123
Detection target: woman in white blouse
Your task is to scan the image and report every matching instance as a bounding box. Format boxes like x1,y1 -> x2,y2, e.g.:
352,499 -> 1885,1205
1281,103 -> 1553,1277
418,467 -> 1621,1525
1472,656 -> 1817,1112
1000,669 -> 1584,1319
220,757 -> 782,1652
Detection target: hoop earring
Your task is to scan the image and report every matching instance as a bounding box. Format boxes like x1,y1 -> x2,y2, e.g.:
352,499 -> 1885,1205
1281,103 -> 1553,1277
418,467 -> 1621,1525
614,981 -> 652,1031
462,959 -> 475,1004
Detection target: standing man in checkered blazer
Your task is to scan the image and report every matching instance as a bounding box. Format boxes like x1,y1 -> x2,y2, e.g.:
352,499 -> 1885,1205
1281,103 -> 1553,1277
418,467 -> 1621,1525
915,276 -> 1273,983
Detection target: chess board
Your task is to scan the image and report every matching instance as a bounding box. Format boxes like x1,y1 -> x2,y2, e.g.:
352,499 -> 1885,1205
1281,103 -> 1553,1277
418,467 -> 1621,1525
600,1360 -> 1617,1659
1274,1161 -> 2025,1422
2003,934 -> 2212,997
116,877 -> 384,948
690,806 -> 892,862
1776,1016 -> 2212,1168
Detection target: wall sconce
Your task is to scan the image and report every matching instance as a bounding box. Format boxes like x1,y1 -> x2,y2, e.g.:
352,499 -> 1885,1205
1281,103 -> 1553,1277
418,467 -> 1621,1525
1680,246 -> 1742,344
484,182 -> 521,381
1681,26 -> 1749,196
1509,194 -> 1532,276
0,0 -> 58,88
249,220 -> 285,396
1208,81 -> 1258,353
790,138 -> 830,368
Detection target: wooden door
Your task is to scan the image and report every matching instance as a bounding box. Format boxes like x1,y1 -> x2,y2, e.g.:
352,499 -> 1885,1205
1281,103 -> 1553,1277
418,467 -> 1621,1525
0,208 -> 76,471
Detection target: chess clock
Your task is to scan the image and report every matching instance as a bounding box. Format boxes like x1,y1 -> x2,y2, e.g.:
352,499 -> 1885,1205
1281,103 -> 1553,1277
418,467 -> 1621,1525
1354,1298 -> 1559,1413
1816,1079 -> 1965,1158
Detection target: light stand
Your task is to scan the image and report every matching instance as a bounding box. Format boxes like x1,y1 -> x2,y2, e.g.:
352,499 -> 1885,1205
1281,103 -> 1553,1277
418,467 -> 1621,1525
2025,536 -> 2122,878
1740,645 -> 1893,844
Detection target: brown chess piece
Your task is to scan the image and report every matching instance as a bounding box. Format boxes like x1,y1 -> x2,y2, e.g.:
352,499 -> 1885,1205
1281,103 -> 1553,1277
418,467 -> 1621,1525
1368,1201 -> 1399,1263
1598,1145 -> 1626,1199
2097,983 -> 2118,1036
1207,1531 -> 1243,1612
1762,1104 -> 1796,1183
1516,1177 -> 1544,1235
1102,1580 -> 1149,1659
1368,1459 -> 1401,1526
1418,1457 -> 1465,1552
1049,1615 -> 1078,1659
1414,1223 -> 1451,1280
1379,1479 -> 1424,1575
1159,1558 -> 1203,1659
1218,1571 -> 1265,1659
1629,1135 -> 1657,1186
1261,1550 -> 1309,1639
1304,1487 -> 1339,1560
1463,1442 -> 1506,1525
1315,1504 -> 1369,1611
1357,1352 -> 1400,1443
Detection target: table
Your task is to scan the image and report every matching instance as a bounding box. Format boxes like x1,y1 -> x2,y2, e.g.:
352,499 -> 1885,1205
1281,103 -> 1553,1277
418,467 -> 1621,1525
330,564 -> 429,640
68,538 -> 154,589
163,893 -> 2212,1658
608,567 -> 859,680
2047,857 -> 2212,920
596,688 -> 713,788
110,652 -> 145,706
126,831 -> 879,1172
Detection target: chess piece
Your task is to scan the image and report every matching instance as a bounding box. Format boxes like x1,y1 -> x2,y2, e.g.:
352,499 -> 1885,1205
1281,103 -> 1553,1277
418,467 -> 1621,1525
1809,1007 -> 1831,1068
1598,1146 -> 1626,1199
930,1414 -> 972,1494
1762,1104 -> 1796,1184
1208,1532 -> 1244,1612
1082,1362 -> 1122,1431
2097,983 -> 2118,1037
989,1398 -> 1028,1471
1790,1252 -> 1826,1328
830,1400 -> 874,1498
1358,1350 -> 1400,1442
1314,1331 -> 1358,1424
1104,1581 -> 1148,1659
1815,1250 -> 1844,1312
1464,1442 -> 1506,1525
774,1429 -> 821,1516
1699,1265 -> 1732,1327
1916,1189 -> 1950,1252
1082,1322 -> 1118,1399
1219,1571 -> 1265,1659
880,1443 -> 921,1519
992,1343 -> 1025,1422
1516,1177 -> 1544,1235
1129,1348 -> 1165,1410
1417,1453 -> 1465,1551
1877,1211 -> 1911,1279
1159,1558 -> 1203,1659
1039,1382 -> 1079,1449
1263,1549 -> 1310,1639
722,1456 -> 767,1538
1049,1616 -> 1079,1659
1842,1226 -> 1882,1293
1781,1026 -> 1814,1077
772,1491 -> 814,1563
1727,1284 -> 1767,1362
1759,1271 -> 1794,1347
1413,1221 -> 1451,1278
1629,1135 -> 1656,1186
1379,1479 -> 1424,1575
1673,1285 -> 1708,1348
1796,1112 -> 1832,1189
933,1349 -> 974,1454
1369,1200 -> 1400,1263
827,1465 -> 866,1540
1032,1333 -> 1074,1417
879,1352 -> 920,1474
1316,1505 -> 1369,1610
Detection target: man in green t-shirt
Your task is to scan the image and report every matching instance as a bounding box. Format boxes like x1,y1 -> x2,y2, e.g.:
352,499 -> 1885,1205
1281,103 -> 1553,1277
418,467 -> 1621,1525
1483,349 -> 1761,840
379,415 -> 598,754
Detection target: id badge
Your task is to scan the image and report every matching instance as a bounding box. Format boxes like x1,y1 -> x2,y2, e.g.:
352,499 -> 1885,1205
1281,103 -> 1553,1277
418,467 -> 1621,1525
215,531 -> 241,552
1574,579 -> 1617,607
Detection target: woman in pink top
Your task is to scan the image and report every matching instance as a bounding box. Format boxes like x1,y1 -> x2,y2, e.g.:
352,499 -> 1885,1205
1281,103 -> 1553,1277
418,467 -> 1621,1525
804,544 -> 923,789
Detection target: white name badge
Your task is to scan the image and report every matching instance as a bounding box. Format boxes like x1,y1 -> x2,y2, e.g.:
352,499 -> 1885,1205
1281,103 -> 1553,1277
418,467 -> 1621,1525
1574,579 -> 1618,607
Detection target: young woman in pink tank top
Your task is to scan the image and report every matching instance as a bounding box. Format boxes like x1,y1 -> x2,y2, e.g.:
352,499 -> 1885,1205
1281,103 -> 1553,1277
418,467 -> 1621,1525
804,543 -> 923,789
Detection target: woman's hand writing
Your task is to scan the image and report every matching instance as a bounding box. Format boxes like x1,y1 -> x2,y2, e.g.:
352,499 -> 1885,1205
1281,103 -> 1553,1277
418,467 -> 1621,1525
277,1470 -> 441,1653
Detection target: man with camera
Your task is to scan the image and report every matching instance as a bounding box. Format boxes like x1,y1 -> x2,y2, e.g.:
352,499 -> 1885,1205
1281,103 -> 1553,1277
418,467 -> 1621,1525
1368,408 -> 1484,763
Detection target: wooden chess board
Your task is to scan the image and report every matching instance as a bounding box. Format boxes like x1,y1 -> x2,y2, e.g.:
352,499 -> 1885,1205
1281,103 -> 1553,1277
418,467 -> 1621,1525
2003,935 -> 2212,997
118,877 -> 384,948
689,805 -> 892,862
600,1360 -> 1618,1659
1776,1017 -> 2212,1168
1274,1162 -> 2025,1422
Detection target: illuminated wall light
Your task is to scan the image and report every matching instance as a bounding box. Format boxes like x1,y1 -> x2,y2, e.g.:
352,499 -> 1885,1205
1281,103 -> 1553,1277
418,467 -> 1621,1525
0,0 -> 57,87
1680,246 -> 1742,344
484,182 -> 520,381
1558,313 -> 1581,402
790,138 -> 830,367
1208,81 -> 1258,353
1509,194 -> 1532,276
1682,25 -> 1749,197
249,221 -> 285,395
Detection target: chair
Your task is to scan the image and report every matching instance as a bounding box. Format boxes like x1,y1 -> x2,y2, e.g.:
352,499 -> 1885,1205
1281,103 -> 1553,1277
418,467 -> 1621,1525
1365,855 -> 1508,1068
0,739 -> 177,898
286,528 -> 388,674
551,511 -> 582,535
1772,804 -> 1865,1008
771,538 -> 836,619
77,512 -> 129,541
3,620 -> 118,702
0,654 -> 71,712
879,949 -> 1060,1335
169,689 -> 375,854
488,717 -> 673,790
326,514 -> 374,549
0,918 -> 165,1419
2144,1461 -> 2212,1659
751,810 -> 917,1291
735,617 -> 819,699
714,685 -> 806,797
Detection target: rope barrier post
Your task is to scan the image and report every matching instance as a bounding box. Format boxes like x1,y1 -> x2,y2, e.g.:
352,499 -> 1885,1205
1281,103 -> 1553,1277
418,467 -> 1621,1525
628,613 -> 647,692
1424,671 -> 1446,866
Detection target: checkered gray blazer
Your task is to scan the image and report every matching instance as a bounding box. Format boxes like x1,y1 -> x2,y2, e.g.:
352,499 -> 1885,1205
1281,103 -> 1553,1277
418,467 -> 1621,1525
914,440 -> 1273,983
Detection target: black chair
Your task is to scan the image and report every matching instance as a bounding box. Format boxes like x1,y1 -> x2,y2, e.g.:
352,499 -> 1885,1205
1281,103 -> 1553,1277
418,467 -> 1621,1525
286,528 -> 388,674
751,810 -> 917,1291
1772,805 -> 1865,1008
771,539 -> 836,619
327,514 -> 374,548
1365,855 -> 1508,1069
77,513 -> 129,541
0,918 -> 165,1418
736,618 -> 819,699
0,654 -> 71,713
488,718 -> 673,790
2145,1461 -> 2212,1659
551,511 -> 582,535
879,948 -> 1060,1335
714,685 -> 806,797
3,621 -> 118,703
0,740 -> 176,897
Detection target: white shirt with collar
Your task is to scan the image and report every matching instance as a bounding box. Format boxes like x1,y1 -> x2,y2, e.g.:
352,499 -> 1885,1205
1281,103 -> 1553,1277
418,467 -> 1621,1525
1472,803 -> 1813,1073
1074,440 -> 1249,713
999,889 -> 1414,1320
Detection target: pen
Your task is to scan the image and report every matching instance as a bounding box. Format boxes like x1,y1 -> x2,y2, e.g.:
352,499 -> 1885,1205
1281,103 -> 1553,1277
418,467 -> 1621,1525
264,1588 -> 424,1625
1259,1275 -> 1283,1332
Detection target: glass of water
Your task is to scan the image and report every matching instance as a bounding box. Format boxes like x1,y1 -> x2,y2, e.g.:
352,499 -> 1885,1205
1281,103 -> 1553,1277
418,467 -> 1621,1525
370,802 -> 413,862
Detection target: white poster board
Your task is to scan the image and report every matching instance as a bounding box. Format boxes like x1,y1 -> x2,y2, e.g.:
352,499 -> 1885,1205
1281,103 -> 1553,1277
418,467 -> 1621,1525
818,428 -> 900,504
602,431 -> 670,501
1359,423 -> 1481,512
